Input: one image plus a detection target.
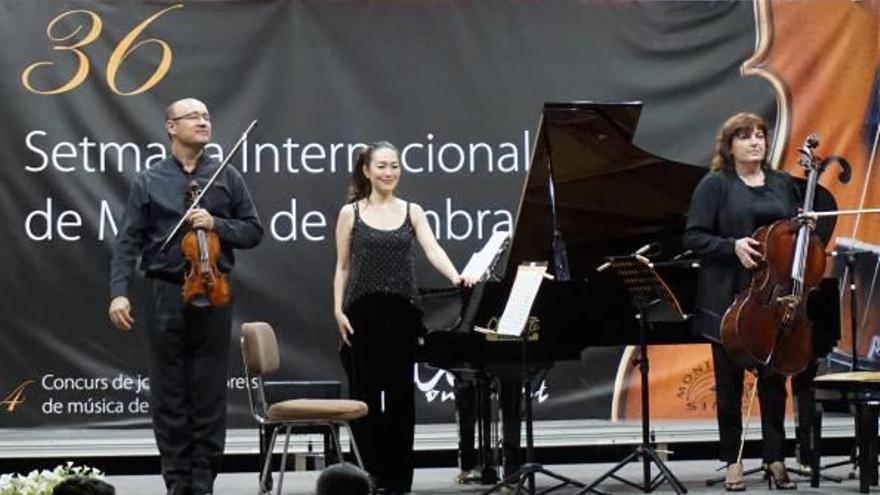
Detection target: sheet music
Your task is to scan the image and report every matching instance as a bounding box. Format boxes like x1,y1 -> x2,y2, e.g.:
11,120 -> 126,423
496,263 -> 547,336
461,230 -> 510,280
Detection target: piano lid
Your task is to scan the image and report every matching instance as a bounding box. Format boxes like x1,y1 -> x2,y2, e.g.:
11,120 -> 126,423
504,101 -> 707,279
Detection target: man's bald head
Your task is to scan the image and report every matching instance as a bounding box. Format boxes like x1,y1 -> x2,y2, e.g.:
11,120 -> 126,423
165,98 -> 206,121
164,98 -> 212,147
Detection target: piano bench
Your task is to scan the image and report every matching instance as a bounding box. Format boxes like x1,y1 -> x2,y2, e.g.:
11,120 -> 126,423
810,371 -> 880,493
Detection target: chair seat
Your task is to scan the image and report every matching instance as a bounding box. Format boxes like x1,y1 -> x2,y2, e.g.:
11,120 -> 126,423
813,371 -> 880,391
814,371 -> 880,382
266,398 -> 368,421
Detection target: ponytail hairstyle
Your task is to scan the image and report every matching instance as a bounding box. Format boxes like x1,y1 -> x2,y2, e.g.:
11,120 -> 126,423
348,141 -> 399,202
710,112 -> 769,171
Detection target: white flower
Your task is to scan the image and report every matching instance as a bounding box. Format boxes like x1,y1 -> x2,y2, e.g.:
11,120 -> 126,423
0,463 -> 104,495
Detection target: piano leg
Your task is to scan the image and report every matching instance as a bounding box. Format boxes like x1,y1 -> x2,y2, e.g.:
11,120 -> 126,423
453,370 -> 501,485
478,373 -> 499,484
499,375 -> 523,479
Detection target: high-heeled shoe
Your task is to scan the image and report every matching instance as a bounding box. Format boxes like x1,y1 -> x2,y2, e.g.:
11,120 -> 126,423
765,461 -> 796,490
453,468 -> 481,484
724,462 -> 746,492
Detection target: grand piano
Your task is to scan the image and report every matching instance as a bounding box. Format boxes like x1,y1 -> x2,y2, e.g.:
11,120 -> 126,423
414,101 -> 708,485
419,101 -> 707,368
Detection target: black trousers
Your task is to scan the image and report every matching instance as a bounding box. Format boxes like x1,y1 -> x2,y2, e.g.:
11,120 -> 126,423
791,359 -> 819,466
455,373 -> 522,477
344,295 -> 420,493
712,343 -> 787,464
145,279 -> 232,495
454,377 -> 479,471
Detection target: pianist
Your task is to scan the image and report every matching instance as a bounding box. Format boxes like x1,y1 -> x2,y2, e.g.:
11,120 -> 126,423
333,141 -> 477,493
684,112 -> 799,491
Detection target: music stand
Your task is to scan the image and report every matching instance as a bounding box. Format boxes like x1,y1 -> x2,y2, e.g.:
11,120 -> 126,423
482,264 -> 586,495
577,255 -> 688,495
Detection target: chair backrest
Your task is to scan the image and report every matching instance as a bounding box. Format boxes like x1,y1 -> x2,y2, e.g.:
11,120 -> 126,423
242,321 -> 280,376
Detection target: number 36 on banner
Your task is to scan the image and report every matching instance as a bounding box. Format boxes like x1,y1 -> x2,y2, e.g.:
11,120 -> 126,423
21,4 -> 183,96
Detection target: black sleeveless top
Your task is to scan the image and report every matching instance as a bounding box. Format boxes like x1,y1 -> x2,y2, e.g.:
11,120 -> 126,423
343,200 -> 419,310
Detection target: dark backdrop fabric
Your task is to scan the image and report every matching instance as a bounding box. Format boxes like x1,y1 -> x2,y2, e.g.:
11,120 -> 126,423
0,0 -> 774,427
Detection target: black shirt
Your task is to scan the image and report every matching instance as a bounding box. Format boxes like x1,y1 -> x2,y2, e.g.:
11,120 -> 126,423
683,169 -> 800,341
110,153 -> 263,298
749,184 -> 790,228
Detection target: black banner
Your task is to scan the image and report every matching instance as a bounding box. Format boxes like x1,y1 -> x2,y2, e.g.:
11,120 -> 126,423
0,1 -> 774,427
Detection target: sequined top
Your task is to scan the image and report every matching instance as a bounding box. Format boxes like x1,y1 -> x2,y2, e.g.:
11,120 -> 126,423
344,201 -> 418,310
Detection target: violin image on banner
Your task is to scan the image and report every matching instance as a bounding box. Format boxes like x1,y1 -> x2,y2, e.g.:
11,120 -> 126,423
612,0 -> 880,422
159,119 -> 259,307
721,134 -> 851,376
182,181 -> 230,308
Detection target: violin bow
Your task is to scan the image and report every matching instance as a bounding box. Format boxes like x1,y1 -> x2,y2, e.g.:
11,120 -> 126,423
159,119 -> 258,254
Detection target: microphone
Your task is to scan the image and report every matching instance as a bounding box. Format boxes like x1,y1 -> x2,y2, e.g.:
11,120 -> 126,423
597,244 -> 656,272
671,249 -> 694,261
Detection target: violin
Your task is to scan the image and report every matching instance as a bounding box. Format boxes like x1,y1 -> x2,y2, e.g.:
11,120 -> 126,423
182,181 -> 230,308
720,135 -> 851,375
158,120 -> 257,306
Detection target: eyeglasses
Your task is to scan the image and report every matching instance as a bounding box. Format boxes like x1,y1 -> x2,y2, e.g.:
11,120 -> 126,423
169,111 -> 211,122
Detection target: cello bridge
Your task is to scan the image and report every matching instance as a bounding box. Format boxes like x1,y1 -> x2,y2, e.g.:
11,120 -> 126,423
776,294 -> 800,309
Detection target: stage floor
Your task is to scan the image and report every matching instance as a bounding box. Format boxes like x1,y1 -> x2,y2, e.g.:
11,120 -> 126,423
0,417 -> 856,459
105,459 -> 867,494
1,418 -> 864,493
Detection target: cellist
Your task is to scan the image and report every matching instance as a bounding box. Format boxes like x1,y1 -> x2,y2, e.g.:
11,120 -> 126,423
684,112 -> 798,491
108,98 -> 263,495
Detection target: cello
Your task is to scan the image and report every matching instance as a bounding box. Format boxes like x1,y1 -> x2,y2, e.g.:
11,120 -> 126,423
720,134 -> 851,376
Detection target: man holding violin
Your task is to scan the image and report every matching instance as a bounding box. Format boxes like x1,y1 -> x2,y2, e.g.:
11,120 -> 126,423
109,98 -> 263,495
